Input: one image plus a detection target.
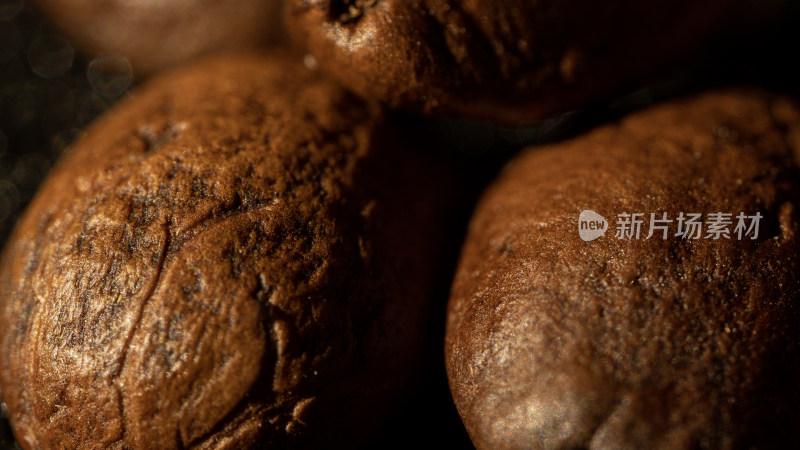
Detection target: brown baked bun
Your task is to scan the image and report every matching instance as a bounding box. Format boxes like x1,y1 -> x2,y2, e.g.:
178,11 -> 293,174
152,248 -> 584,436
446,89 -> 800,448
0,52 -> 454,448
288,1 -> 786,124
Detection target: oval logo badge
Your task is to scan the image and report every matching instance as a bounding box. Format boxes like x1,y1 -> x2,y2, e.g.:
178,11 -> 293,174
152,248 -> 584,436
578,210 -> 608,241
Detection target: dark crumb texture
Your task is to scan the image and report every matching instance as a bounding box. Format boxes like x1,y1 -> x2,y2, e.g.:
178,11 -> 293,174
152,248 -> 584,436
328,0 -> 380,23
0,53 -> 453,448
446,89 -> 800,448
288,0 -> 786,124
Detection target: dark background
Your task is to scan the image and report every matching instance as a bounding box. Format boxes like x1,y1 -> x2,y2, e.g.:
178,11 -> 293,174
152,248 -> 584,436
2,0 -> 800,448
2,2 -> 125,448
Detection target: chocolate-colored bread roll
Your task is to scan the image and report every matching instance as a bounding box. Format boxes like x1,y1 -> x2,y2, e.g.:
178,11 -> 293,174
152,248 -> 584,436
32,0 -> 284,76
288,1 -> 784,123
446,89 -> 800,448
0,53 -> 453,448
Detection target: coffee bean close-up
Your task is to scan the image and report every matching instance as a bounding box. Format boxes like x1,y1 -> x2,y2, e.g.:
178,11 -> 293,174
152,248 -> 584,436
2,0 -> 800,449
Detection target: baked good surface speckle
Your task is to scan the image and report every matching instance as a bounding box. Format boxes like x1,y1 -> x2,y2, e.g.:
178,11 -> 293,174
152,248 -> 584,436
0,52 -> 453,448
446,89 -> 800,449
288,0 -> 784,123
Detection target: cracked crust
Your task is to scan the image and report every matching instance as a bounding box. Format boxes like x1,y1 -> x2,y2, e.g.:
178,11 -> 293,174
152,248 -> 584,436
287,0 -> 785,123
0,52 -> 453,448
445,89 -> 800,448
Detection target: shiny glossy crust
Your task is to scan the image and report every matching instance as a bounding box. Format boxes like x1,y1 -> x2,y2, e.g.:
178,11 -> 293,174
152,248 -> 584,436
289,0 -> 784,123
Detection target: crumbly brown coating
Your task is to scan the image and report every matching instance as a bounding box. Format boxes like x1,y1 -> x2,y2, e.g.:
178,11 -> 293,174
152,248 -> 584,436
288,0 -> 785,124
446,89 -> 800,448
0,53 -> 452,448
32,0 -> 284,76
